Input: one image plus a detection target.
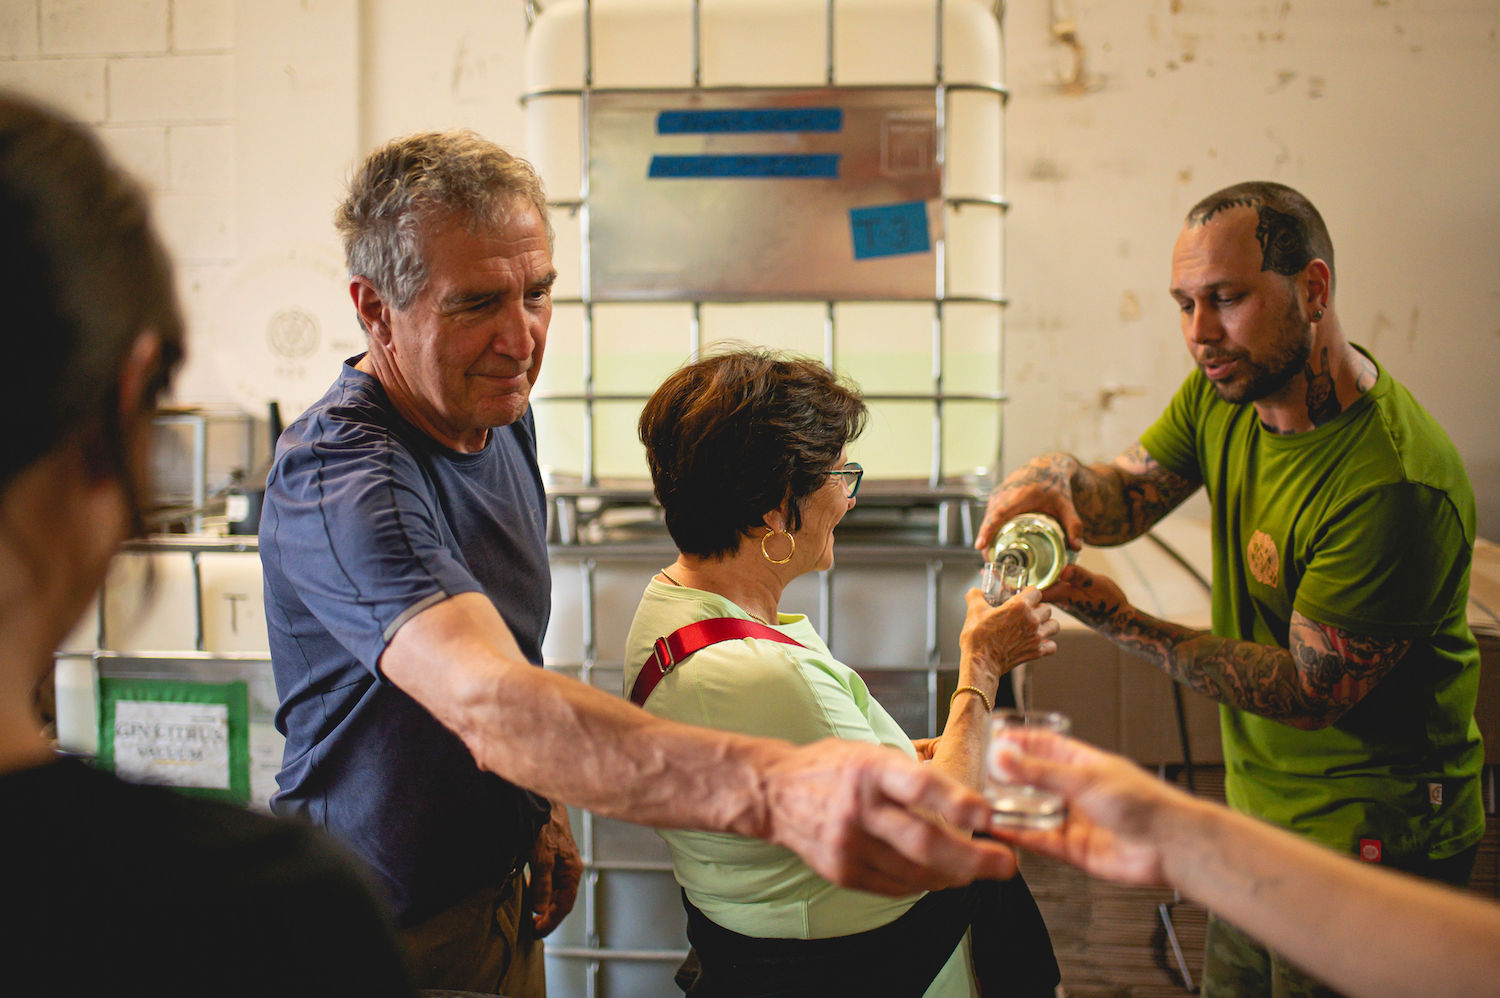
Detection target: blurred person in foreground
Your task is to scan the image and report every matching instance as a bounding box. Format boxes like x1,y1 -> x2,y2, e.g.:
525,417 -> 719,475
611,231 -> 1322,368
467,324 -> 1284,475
625,349 -> 1063,997
0,92 -> 413,996
977,181 -> 1482,996
260,130 -> 1027,995
989,728 -> 1500,998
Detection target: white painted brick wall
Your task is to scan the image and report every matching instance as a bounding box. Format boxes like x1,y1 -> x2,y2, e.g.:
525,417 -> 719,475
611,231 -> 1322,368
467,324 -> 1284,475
172,260 -> 234,396
0,57 -> 106,120
155,191 -> 235,261
0,3 -> 40,56
41,0 -> 168,56
173,0 -> 233,51
168,122 -> 233,191
176,262 -> 231,334
96,124 -> 168,189
109,53 -> 232,121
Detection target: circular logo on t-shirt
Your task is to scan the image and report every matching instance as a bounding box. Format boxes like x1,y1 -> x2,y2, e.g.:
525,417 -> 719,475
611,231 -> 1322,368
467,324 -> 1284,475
1247,529 -> 1280,588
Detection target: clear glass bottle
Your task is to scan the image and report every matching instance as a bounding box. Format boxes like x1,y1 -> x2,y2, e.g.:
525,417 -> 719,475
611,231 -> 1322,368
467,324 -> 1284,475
981,513 -> 1076,606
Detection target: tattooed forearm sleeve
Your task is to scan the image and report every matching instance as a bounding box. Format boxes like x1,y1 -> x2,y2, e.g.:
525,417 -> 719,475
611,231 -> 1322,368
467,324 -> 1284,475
1286,614 -> 1411,718
1073,444 -> 1200,545
981,445 -> 1198,551
1069,591 -> 1409,728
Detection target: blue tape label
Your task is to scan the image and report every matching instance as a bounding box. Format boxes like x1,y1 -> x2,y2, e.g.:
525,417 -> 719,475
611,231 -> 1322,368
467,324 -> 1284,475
648,154 -> 841,179
849,201 -> 931,259
657,107 -> 843,134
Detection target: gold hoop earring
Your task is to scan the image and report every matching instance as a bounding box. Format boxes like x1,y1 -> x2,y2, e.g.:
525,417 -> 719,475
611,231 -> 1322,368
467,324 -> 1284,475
761,528 -> 795,565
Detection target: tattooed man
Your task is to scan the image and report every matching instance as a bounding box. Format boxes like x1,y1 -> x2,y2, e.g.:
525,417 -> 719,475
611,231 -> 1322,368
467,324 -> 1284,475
977,181 -> 1483,998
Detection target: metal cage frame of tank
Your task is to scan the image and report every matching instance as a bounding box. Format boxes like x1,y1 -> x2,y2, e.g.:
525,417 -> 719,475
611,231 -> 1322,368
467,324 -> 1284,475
522,2 -> 1009,994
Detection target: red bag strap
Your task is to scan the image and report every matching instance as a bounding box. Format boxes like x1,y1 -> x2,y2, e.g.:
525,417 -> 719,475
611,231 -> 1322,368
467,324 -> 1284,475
629,617 -> 805,708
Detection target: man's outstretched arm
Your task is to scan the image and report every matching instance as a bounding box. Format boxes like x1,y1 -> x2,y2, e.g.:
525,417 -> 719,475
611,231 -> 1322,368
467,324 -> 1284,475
381,592 -> 1021,895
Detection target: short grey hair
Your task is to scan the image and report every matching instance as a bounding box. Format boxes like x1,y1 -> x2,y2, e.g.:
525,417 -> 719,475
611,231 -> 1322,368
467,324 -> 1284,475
335,130 -> 552,311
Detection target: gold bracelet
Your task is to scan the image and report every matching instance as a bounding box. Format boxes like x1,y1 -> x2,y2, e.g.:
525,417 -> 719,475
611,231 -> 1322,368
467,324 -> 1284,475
949,685 -> 993,713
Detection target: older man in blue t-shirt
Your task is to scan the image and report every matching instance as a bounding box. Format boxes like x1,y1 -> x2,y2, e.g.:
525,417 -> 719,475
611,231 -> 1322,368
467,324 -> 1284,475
262,130 -> 1025,997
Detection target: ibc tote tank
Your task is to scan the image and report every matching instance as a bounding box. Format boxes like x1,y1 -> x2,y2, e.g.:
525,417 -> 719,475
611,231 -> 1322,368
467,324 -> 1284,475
524,0 -> 1006,489
523,3 -> 1005,996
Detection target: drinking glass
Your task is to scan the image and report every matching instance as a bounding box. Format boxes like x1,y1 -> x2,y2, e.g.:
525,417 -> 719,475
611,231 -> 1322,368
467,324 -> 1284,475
982,709 -> 1070,829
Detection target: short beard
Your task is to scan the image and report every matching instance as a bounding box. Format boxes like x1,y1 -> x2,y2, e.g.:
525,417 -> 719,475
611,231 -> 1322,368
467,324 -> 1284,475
1209,294 -> 1310,404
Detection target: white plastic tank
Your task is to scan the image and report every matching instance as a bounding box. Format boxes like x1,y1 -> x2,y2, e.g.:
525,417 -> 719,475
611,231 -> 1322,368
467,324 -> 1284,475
525,0 -> 1005,489
524,3 -> 1006,995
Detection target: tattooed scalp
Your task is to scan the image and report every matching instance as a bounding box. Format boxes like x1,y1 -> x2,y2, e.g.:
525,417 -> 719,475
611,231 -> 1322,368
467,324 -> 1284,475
1186,181 -> 1336,290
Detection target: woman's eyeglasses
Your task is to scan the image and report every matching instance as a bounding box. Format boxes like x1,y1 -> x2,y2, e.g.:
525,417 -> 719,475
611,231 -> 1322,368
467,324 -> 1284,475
826,462 -> 863,498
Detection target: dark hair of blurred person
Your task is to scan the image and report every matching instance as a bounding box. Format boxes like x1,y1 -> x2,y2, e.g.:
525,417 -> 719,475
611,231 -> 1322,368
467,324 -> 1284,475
0,91 -> 414,997
0,93 -> 184,526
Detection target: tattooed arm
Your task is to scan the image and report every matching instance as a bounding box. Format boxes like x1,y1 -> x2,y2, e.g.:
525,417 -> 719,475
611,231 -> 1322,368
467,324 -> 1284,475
1042,564 -> 1410,729
976,443 -> 1201,552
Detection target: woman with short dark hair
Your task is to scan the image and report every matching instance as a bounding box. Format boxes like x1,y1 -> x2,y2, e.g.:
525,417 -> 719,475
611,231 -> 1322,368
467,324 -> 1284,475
627,349 -> 1063,997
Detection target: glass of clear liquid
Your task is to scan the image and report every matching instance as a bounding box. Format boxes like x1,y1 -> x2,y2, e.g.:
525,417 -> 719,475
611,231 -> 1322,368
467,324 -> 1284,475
980,551 -> 1029,607
982,709 -> 1071,829
981,513 -> 1075,607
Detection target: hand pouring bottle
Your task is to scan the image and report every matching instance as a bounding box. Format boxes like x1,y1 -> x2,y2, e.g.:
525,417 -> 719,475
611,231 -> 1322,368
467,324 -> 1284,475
981,513 -> 1076,606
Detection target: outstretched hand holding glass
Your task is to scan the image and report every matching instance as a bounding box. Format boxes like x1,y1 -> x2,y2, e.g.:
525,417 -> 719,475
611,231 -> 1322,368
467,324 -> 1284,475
981,710 -> 1071,830
984,729 -> 1500,998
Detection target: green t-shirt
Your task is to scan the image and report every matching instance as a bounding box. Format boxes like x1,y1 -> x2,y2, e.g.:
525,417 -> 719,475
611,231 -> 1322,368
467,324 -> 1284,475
1139,349 -> 1484,864
623,581 -> 978,998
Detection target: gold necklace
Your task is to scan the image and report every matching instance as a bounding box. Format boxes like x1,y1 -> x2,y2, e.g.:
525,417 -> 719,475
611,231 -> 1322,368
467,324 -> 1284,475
658,568 -> 772,625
